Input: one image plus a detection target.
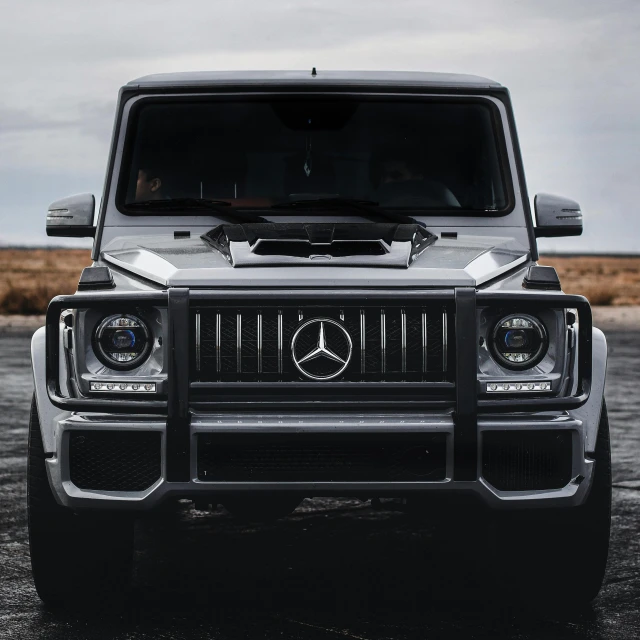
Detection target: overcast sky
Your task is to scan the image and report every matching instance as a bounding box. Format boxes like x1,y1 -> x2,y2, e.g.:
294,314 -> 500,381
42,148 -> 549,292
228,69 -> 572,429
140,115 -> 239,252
0,0 -> 638,252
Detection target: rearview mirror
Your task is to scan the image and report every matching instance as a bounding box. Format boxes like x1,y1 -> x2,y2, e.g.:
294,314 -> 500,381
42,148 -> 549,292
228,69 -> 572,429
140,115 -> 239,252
534,193 -> 583,237
46,193 -> 95,237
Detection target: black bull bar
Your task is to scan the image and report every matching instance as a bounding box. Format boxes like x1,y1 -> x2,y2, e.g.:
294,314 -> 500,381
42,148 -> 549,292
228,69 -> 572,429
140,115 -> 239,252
45,289 -> 592,482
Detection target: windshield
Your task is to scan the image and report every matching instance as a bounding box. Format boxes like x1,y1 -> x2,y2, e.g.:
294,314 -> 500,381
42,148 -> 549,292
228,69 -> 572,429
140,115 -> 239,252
121,98 -> 511,215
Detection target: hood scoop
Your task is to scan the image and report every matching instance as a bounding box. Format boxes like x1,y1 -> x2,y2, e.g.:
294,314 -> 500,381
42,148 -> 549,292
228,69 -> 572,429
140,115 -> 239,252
201,223 -> 436,268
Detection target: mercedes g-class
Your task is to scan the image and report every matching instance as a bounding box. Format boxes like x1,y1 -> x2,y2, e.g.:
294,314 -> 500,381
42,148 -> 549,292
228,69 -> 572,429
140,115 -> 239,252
29,70 -> 610,607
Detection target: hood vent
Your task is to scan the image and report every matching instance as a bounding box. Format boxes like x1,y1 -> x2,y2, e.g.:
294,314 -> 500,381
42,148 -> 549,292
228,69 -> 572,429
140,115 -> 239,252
201,223 -> 435,268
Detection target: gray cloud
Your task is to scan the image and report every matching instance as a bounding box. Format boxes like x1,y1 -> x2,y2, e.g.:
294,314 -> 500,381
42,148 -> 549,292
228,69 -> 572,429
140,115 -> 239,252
0,0 -> 638,251
0,107 -> 76,134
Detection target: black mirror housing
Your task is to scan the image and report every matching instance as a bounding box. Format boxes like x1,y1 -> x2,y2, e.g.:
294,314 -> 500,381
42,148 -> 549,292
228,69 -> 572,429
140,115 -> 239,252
46,193 -> 96,237
534,193 -> 583,238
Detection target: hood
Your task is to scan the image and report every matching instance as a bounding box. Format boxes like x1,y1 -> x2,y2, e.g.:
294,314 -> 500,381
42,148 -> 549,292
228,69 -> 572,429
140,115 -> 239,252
101,225 -> 529,288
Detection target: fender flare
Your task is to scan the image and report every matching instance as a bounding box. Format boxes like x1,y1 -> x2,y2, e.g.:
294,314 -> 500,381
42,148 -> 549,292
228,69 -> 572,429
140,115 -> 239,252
570,327 -> 607,454
31,326 -> 68,454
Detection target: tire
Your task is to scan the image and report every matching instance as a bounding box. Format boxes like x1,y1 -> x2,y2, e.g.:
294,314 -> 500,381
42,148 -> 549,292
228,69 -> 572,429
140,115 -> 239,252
27,395 -> 135,607
497,401 -> 612,606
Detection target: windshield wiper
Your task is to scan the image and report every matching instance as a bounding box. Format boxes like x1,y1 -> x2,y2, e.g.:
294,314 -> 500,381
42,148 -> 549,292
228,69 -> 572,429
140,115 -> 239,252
270,198 -> 426,228
127,198 -> 269,223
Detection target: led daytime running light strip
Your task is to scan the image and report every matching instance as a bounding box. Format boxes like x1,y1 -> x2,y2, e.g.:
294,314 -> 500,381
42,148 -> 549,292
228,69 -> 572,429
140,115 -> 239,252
486,381 -> 551,393
90,382 -> 156,393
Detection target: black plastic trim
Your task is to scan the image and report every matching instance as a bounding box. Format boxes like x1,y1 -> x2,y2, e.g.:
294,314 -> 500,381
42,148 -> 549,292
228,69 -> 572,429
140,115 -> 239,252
189,288 -> 456,301
189,400 -> 456,411
453,288 -> 478,480
166,288 -> 191,481
77,266 -> 115,291
523,265 -> 561,290
47,225 -> 95,238
534,226 -> 583,238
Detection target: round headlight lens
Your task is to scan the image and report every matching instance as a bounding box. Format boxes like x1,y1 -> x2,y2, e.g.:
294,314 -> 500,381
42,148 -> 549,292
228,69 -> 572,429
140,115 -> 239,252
504,329 -> 528,349
111,329 -> 136,350
94,314 -> 152,370
490,314 -> 547,369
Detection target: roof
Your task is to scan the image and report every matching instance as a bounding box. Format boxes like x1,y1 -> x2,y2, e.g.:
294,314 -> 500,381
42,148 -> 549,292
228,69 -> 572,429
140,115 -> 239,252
126,70 -> 502,91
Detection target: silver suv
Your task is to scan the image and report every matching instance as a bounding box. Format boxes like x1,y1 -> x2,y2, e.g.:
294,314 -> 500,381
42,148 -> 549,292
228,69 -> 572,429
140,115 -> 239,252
29,70 -> 610,607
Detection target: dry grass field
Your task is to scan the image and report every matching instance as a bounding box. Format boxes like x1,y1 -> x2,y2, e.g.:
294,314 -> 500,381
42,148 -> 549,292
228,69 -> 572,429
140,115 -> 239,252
0,249 -> 639,314
538,255 -> 640,306
0,249 -> 91,314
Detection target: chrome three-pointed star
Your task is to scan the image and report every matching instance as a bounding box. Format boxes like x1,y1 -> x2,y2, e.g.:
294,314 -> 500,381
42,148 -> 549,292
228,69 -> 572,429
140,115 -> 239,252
296,321 -> 347,366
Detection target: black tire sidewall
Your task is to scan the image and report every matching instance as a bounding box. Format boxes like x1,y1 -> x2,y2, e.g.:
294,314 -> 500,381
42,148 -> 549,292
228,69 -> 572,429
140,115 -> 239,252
27,395 -> 135,607
496,400 -> 612,605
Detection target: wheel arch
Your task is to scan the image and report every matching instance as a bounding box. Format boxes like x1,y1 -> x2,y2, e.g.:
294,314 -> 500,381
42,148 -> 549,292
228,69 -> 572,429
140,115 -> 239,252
31,326 -> 68,454
570,327 -> 607,454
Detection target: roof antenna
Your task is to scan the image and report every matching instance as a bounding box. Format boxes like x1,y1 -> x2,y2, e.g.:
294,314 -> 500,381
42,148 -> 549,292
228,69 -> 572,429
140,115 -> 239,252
311,67 -> 317,77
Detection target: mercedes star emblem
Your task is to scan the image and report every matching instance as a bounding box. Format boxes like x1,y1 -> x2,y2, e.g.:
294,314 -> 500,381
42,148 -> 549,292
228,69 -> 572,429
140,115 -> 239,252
291,318 -> 353,380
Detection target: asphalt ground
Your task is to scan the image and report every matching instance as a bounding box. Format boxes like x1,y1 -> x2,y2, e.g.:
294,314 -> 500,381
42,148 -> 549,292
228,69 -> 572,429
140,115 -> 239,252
0,327 -> 639,639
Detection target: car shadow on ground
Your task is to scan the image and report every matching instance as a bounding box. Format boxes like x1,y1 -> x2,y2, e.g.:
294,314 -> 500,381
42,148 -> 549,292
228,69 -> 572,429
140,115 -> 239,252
31,499 -> 607,639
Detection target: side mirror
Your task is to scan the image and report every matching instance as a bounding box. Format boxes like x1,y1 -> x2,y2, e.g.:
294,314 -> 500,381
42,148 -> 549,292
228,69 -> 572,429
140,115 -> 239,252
46,193 -> 95,237
534,193 -> 583,238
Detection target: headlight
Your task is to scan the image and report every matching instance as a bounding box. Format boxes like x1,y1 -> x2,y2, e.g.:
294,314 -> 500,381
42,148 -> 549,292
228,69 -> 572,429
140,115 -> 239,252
93,314 -> 152,370
490,314 -> 547,370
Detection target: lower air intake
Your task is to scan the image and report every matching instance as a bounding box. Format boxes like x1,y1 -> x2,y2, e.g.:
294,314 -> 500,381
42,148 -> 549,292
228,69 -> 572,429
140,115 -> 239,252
482,430 -> 573,491
69,430 -> 161,491
197,434 -> 447,482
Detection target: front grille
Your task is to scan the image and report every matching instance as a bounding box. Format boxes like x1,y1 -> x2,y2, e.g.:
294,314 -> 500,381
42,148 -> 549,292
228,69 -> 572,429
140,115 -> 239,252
197,434 -> 447,482
482,430 -> 573,491
193,304 -> 453,382
69,430 -> 162,491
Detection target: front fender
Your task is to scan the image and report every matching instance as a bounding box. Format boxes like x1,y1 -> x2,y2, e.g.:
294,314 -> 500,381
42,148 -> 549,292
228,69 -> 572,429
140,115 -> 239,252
569,327 -> 607,454
31,326 -> 69,454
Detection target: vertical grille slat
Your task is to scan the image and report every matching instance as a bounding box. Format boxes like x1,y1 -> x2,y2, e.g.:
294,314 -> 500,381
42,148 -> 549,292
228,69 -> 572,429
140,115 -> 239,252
195,311 -> 201,372
401,308 -> 407,375
236,312 -> 242,374
215,312 -> 221,373
195,303 -> 454,383
442,309 -> 448,372
360,309 -> 366,376
380,309 -> 386,374
277,310 -> 283,376
422,310 -> 427,373
257,311 -> 263,374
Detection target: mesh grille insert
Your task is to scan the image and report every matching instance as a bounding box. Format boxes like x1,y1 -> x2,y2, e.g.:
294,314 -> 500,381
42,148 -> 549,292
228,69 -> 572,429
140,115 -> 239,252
197,434 -> 447,482
482,430 -> 573,491
69,430 -> 161,492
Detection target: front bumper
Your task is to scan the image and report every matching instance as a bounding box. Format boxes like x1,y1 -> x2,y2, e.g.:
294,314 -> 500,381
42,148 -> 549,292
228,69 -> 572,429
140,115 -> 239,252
46,410 -> 594,512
